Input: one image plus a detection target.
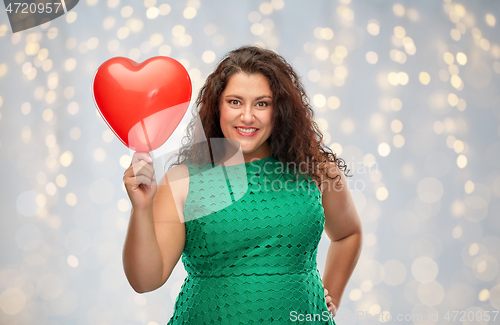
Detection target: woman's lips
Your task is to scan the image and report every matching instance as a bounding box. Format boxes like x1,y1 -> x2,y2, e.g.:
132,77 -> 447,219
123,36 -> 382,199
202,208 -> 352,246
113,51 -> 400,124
235,127 -> 259,137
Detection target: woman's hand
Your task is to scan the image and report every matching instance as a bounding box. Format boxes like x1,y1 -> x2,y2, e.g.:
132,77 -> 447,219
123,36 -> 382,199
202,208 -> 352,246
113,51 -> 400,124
123,152 -> 157,211
324,287 -> 337,317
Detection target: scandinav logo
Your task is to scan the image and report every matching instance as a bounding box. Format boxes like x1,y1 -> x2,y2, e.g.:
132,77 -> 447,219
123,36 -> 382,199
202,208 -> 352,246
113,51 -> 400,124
3,0 -> 79,33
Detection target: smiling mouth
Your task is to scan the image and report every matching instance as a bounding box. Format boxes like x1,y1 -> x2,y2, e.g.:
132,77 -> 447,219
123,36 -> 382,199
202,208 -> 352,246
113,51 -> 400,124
235,127 -> 259,133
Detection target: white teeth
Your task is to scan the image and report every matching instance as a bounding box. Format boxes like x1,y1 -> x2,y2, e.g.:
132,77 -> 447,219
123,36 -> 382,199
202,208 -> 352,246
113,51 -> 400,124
236,127 -> 257,133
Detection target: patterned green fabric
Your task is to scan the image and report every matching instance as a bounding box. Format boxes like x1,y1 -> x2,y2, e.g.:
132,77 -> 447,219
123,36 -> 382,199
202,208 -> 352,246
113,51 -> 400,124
167,155 -> 337,324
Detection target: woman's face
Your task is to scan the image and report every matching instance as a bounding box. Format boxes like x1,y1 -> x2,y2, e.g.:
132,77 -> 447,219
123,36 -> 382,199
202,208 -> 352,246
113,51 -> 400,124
219,72 -> 273,156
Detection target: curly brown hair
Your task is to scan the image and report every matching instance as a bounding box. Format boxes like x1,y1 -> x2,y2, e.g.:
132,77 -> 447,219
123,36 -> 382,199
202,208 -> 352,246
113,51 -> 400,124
168,45 -> 352,188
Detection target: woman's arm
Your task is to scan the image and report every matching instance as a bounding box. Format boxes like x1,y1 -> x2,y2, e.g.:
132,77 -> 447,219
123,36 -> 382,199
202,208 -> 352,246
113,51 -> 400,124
122,162 -> 187,293
320,162 -> 363,312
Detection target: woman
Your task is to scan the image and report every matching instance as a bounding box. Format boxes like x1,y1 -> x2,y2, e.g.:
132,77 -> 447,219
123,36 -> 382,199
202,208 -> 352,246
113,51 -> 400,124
122,45 -> 362,324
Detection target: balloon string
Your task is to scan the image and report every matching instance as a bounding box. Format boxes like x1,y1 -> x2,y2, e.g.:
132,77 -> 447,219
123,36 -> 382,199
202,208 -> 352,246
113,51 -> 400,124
141,119 -> 155,160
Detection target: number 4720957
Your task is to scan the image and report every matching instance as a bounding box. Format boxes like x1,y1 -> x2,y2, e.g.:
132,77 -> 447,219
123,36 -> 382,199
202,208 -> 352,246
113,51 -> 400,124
444,310 -> 498,322
5,2 -> 63,14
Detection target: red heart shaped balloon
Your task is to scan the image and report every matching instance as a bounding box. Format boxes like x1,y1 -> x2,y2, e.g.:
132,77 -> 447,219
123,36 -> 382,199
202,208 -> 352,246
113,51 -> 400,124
92,56 -> 192,152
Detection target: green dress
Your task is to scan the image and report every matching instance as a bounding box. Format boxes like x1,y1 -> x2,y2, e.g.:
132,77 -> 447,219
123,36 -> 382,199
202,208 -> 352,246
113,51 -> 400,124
167,155 -> 337,324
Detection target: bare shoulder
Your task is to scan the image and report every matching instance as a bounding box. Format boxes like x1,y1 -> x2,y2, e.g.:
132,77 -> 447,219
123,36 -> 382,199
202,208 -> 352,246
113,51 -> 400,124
317,160 -> 345,194
154,163 -> 190,223
165,163 -> 190,205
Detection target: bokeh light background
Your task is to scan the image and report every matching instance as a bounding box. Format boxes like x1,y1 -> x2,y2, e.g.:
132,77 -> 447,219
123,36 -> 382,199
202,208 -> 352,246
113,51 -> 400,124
1,0 -> 500,324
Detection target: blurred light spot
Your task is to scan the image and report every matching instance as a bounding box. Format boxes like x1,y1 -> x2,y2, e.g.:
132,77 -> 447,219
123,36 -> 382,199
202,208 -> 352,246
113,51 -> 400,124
118,198 -> 130,212
144,7 -> 158,19
417,177 -> 443,203
128,48 -> 140,60
66,12 -> 77,23
337,5 -> 354,20
126,18 -> 144,33
43,108 -> 54,121
202,50 -> 215,63
330,143 -> 342,156
0,288 -> 26,315
315,47 -> 329,61
479,289 -> 490,301
335,46 -> 348,58
121,6 -> 133,17
251,23 -> 264,35
56,174 -> 67,187
102,130 -> 114,143
47,27 -> 58,39
67,255 -> 79,267
108,40 -> 119,52
378,143 -> 390,157
320,28 -> 333,40
308,69 -> 320,82
45,134 -> 56,147
365,51 -> 378,64
457,154 -> 467,168
68,102 -> 79,115
485,13 -> 496,27
103,17 -> 115,30
149,33 -> 163,47
66,193 -> 77,206
473,255 -> 499,281
120,155 -> 132,168
159,44 -> 171,56
159,4 -> 171,15
393,3 -> 405,17
70,127 -> 81,140
452,226 -> 463,238
453,140 -> 464,153
87,37 -> 99,50
376,187 -> 388,201
313,94 -> 326,107
60,151 -> 73,167
183,7 -> 197,19
367,19 -> 380,35
394,26 -> 405,38
418,281 -> 444,306
447,93 -> 458,106
450,29 -> 461,41
365,234 -> 376,247
21,126 -> 31,143
340,118 -> 355,134
412,256 -> 438,283
42,59 -> 53,71
271,0 -> 284,10
390,98 -> 403,112
327,96 -> 340,110
456,52 -> 467,65
21,102 -> 31,115
172,25 -> 185,37
46,182 -> 57,196
259,2 -> 273,15
64,58 -> 76,71
117,27 -> 130,39
391,119 -> 403,133
349,288 -> 362,301
419,72 -> 430,85
94,148 -> 106,162
393,134 -> 405,148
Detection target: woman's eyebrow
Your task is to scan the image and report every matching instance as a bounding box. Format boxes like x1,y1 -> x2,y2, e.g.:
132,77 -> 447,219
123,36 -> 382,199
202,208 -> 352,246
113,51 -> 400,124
224,95 -> 273,100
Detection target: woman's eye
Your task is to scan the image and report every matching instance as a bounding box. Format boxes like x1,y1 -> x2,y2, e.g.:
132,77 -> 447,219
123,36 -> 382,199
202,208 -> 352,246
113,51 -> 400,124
257,102 -> 269,107
229,100 -> 240,105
